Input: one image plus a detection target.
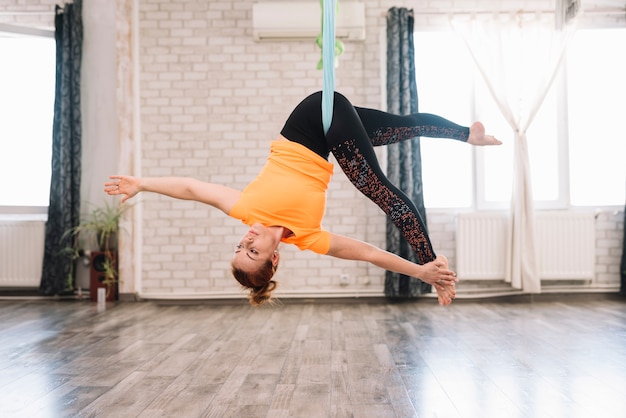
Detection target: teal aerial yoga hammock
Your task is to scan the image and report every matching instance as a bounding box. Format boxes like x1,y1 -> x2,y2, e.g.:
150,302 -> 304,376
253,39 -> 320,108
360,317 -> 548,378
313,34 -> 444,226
319,0 -> 340,135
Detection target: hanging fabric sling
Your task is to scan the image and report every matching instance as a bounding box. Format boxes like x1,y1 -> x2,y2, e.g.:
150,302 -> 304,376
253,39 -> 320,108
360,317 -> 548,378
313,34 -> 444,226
320,0 -> 336,135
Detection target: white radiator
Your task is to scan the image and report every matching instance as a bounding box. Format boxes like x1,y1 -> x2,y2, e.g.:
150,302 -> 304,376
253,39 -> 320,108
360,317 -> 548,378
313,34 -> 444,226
535,212 -> 595,279
0,220 -> 46,287
456,213 -> 508,279
456,212 -> 595,281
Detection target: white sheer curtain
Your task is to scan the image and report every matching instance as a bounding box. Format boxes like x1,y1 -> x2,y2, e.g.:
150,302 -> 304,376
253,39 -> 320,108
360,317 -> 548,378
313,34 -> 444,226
451,12 -> 576,292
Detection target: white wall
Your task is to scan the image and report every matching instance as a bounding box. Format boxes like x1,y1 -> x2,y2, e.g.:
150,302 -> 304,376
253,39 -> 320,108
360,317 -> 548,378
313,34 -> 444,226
81,0 -> 118,210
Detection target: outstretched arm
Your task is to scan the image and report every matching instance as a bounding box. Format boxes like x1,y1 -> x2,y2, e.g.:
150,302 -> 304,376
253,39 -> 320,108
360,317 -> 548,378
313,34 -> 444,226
326,233 -> 457,289
104,175 -> 241,214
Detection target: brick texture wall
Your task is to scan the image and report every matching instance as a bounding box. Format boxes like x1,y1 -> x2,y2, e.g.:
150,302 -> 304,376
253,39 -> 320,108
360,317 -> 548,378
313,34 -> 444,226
137,0 -> 384,297
0,0 -> 56,27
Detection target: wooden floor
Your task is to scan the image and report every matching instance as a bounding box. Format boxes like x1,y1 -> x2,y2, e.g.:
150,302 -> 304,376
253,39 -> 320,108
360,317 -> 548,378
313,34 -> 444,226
1,297 -> 625,418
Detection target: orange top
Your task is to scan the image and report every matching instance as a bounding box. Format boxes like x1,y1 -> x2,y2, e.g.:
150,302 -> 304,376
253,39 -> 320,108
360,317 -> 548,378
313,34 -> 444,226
229,140 -> 335,254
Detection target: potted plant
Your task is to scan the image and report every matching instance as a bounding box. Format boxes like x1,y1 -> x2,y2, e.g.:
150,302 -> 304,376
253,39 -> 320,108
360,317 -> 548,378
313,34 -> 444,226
62,201 -> 127,301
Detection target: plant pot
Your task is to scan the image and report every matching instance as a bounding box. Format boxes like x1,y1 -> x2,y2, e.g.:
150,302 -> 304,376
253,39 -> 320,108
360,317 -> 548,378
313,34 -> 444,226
89,251 -> 118,302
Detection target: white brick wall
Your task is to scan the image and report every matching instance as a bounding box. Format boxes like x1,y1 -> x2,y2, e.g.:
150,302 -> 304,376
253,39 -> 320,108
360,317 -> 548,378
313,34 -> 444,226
0,0 -> 56,27
136,0 -> 388,298
595,211 -> 625,285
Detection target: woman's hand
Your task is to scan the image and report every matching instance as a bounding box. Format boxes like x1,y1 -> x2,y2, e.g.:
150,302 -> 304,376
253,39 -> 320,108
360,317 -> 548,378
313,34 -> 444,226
104,175 -> 140,203
420,256 -> 457,289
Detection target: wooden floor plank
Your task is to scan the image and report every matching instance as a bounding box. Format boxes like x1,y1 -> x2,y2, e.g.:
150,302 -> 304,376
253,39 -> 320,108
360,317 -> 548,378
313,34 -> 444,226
0,297 -> 625,417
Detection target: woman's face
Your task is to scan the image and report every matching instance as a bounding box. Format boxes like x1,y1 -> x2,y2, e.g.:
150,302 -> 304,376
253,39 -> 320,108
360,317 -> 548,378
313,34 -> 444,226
232,223 -> 278,273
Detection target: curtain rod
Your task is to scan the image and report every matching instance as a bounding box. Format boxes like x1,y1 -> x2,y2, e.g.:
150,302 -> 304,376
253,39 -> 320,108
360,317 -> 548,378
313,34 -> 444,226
382,8 -> 626,17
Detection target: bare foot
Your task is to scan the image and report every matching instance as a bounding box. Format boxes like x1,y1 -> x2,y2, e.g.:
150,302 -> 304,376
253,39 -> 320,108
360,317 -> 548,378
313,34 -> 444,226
433,255 -> 457,306
436,283 -> 456,306
468,122 -> 502,146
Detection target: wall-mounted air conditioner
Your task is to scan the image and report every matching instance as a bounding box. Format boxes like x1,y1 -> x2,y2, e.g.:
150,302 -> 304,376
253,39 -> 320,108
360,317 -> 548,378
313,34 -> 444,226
252,1 -> 365,41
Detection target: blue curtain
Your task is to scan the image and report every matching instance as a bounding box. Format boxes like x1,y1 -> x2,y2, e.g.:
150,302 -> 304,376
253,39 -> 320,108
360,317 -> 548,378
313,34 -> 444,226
40,0 -> 83,296
384,7 -> 431,298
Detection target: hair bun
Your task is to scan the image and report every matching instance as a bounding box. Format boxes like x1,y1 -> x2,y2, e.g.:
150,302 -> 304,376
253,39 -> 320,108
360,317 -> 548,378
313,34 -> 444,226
250,280 -> 277,306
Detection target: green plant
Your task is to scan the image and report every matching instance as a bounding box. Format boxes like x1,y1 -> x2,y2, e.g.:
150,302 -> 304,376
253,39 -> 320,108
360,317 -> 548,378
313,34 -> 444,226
61,201 -> 129,293
69,202 -> 127,252
91,252 -> 118,297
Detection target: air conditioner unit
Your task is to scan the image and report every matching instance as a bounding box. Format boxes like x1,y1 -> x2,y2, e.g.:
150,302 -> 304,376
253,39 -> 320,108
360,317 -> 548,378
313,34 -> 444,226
252,1 -> 365,41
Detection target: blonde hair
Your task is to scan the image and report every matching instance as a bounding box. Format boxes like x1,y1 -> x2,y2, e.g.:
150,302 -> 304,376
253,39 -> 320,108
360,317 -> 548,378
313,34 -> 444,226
231,258 -> 278,306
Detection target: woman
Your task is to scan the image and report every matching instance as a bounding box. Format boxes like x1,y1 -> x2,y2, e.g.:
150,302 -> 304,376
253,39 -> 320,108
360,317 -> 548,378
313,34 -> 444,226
105,91 -> 501,306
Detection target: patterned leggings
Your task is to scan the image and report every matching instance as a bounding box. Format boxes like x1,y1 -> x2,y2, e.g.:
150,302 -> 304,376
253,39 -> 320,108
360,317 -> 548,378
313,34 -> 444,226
280,91 -> 470,264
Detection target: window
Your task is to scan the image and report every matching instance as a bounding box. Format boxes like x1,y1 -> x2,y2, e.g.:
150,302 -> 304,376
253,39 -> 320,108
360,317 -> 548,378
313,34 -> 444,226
414,31 -> 474,208
566,28 -> 626,207
0,33 -> 55,210
415,26 -> 626,209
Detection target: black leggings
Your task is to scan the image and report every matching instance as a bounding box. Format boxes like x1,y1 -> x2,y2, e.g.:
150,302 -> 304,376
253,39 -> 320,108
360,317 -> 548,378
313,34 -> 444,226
280,91 -> 469,264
